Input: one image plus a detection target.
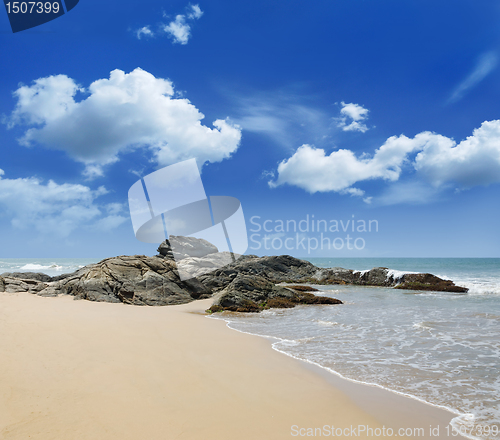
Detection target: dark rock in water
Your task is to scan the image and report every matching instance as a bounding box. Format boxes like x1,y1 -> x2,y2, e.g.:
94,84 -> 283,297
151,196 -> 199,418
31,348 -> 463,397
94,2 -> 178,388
1,272 -> 52,282
37,255 -> 211,305
197,255 -> 468,294
157,236 -> 218,261
285,285 -> 320,292
394,273 -> 468,293
207,274 -> 342,313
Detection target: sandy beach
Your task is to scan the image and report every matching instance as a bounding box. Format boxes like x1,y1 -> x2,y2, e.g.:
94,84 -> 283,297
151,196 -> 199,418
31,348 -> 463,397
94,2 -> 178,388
0,292 -> 462,440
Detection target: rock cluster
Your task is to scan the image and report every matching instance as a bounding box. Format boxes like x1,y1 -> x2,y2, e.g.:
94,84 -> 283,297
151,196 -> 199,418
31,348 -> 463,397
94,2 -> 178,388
2,255 -> 210,306
207,274 -> 341,313
1,246 -> 468,311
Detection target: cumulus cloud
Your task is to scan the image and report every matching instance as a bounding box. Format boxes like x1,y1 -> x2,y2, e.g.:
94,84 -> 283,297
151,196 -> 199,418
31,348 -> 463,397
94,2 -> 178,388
269,120 -> 500,198
269,134 -> 427,194
335,102 -> 370,133
7,68 -> 241,178
134,4 -> 203,44
414,120 -> 500,187
448,52 -> 498,103
0,170 -> 127,237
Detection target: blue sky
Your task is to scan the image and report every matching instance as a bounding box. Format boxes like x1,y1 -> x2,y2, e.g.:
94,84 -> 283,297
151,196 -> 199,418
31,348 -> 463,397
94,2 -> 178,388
0,0 -> 499,258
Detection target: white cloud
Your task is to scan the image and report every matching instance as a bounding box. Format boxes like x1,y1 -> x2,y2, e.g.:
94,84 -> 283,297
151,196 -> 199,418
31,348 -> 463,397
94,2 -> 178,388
187,4 -> 203,20
7,68 -> 241,177
269,120 -> 500,198
269,134 -> 428,194
414,120 -> 500,187
336,102 -> 370,133
136,26 -> 154,39
136,4 -> 203,44
448,51 -> 498,103
0,171 -> 127,237
164,15 -> 191,44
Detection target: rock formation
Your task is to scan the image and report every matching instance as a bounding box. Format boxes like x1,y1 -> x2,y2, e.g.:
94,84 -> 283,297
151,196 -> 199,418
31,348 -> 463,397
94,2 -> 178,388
1,247 -> 468,311
1,255 -> 210,306
207,274 -> 342,313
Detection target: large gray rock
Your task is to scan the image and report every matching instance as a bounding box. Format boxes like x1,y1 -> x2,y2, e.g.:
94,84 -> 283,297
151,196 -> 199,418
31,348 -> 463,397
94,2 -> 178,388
36,255 -> 211,305
208,274 -> 342,313
198,255 -> 319,291
0,275 -> 48,294
1,272 -> 52,282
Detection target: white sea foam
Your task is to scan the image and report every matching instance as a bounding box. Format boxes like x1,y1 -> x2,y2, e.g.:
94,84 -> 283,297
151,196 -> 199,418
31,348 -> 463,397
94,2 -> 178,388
385,269 -> 418,281
315,320 -> 340,327
20,263 -> 64,271
456,281 -> 500,296
354,269 -> 370,277
0,258 -> 101,277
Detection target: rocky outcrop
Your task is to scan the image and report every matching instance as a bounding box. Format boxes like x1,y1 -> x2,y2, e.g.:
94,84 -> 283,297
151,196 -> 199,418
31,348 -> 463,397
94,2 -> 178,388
198,255 -> 320,291
0,275 -> 48,294
1,272 -> 52,282
394,273 -> 468,293
1,252 -> 468,309
35,255 -> 211,305
207,274 -> 342,313
197,255 -> 468,293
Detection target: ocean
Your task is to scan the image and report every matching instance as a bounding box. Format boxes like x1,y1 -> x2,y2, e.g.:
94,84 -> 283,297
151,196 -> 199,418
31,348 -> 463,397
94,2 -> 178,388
212,258 -> 500,440
2,257 -> 499,439
0,258 -> 101,277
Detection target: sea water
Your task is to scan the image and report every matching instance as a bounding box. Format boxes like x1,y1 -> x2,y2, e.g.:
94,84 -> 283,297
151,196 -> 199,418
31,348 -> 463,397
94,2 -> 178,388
0,258 -> 102,277
213,258 -> 500,440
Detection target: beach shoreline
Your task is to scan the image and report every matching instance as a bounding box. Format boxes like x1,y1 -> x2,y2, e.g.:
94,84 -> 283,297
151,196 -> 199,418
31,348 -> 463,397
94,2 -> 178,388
0,292 -> 463,439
